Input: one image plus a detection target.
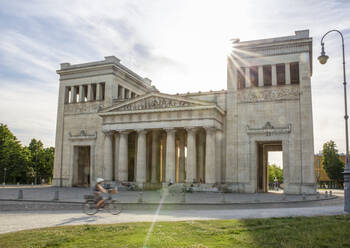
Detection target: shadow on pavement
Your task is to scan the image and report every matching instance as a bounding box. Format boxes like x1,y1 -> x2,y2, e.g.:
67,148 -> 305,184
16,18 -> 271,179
56,215 -> 103,226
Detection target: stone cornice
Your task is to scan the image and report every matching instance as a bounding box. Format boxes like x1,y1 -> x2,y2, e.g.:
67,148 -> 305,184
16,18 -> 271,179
68,130 -> 97,140
246,122 -> 291,136
100,92 -> 225,115
100,105 -> 225,116
57,56 -> 154,90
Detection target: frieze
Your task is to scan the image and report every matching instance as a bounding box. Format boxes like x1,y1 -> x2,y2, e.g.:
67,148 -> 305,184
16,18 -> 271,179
237,86 -> 299,103
64,101 -> 101,115
115,96 -> 195,111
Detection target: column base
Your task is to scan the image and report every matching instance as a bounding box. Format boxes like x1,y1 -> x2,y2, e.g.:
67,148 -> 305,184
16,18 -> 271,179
301,183 -> 317,194
284,183 -> 317,194
52,178 -> 70,187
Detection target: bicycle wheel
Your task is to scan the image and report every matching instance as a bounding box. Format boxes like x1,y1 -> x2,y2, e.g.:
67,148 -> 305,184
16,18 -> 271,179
108,201 -> 121,215
83,201 -> 97,215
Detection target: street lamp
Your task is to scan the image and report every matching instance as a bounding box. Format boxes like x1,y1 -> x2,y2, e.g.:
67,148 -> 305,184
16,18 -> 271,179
318,29 -> 350,213
3,167 -> 6,185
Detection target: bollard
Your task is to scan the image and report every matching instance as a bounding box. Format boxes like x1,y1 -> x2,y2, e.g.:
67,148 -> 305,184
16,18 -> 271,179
18,189 -> 23,200
17,182 -> 19,186
254,192 -> 260,202
325,191 -> 328,198
138,191 -> 143,203
182,192 -> 186,203
221,192 -> 225,203
53,190 -> 59,201
329,190 -> 333,197
282,194 -> 287,201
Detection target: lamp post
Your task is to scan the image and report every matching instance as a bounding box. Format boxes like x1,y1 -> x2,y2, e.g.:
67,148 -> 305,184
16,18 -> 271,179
3,167 -> 6,185
318,29 -> 350,213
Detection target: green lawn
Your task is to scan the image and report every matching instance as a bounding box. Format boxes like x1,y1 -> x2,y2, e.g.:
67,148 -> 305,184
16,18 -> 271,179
0,215 -> 349,248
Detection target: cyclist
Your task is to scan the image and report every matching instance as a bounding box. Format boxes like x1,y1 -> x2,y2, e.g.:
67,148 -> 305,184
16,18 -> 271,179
94,178 -> 107,209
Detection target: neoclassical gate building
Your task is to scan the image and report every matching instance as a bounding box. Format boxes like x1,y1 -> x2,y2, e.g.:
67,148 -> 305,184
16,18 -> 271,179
53,30 -> 316,194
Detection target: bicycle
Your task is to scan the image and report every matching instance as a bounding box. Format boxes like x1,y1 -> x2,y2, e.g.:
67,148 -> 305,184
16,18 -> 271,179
83,189 -> 121,215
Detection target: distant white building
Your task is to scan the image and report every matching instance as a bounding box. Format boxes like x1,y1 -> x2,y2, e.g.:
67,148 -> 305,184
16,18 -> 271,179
53,30 -> 315,194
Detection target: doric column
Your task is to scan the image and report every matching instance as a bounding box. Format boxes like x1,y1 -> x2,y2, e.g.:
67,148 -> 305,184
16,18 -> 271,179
245,67 -> 251,87
64,87 -> 70,104
70,86 -> 77,103
205,127 -> 216,184
272,64 -> 277,86
197,132 -> 205,183
87,84 -> 93,101
185,127 -> 197,183
114,132 -> 120,181
96,83 -> 102,101
215,129 -> 223,183
151,130 -> 159,183
118,131 -> 129,181
121,86 -> 125,99
165,128 -> 176,183
285,63 -> 291,85
161,132 -> 166,182
258,66 -> 264,87
179,134 -> 186,182
79,85 -> 84,102
103,131 -> 113,181
126,89 -> 131,99
136,130 -> 147,184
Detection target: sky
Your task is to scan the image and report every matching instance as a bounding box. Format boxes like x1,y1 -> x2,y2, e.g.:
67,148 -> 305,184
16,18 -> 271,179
1,0 -> 350,164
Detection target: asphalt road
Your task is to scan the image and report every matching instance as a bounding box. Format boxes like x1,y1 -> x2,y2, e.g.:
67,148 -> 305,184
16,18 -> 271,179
0,200 -> 346,234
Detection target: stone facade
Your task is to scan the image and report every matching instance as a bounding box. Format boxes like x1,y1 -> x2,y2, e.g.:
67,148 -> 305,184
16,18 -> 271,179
53,30 -> 316,194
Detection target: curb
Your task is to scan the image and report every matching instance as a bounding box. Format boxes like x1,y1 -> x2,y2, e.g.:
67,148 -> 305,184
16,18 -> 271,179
0,195 -> 337,206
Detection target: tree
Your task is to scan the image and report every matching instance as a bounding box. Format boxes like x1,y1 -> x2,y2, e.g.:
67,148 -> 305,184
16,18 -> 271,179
28,139 -> 54,184
40,147 -> 54,183
0,124 -> 55,184
322,141 -> 344,184
268,164 -> 283,184
0,124 -> 31,183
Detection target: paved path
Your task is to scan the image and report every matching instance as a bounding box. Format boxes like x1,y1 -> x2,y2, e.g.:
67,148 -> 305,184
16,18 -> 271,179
0,201 -> 346,234
0,185 -> 338,204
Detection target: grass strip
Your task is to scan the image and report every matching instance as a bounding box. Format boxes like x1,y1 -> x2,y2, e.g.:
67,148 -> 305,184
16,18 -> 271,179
0,215 -> 349,248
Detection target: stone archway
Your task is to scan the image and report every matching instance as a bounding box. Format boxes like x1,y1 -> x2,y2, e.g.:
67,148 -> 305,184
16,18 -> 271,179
257,141 -> 282,192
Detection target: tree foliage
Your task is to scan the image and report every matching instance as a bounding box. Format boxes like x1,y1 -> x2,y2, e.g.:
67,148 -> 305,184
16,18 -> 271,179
268,164 -> 283,184
0,123 -> 54,184
322,140 -> 344,183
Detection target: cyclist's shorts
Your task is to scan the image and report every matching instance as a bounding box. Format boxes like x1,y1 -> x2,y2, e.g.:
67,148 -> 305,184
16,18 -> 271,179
94,194 -> 103,202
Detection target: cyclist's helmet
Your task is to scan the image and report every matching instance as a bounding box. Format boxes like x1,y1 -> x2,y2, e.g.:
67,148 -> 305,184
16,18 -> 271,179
96,178 -> 104,184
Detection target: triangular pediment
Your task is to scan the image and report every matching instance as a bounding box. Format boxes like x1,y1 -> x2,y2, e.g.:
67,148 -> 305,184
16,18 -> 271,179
102,92 -> 214,113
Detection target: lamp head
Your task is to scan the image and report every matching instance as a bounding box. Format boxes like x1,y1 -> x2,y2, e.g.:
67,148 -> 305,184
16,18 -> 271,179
318,42 -> 329,64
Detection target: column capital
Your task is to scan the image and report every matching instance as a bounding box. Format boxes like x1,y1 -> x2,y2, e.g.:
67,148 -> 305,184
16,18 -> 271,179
163,128 -> 176,134
135,129 -> 148,135
204,126 -> 217,133
184,127 -> 198,133
102,130 -> 114,136
117,130 -> 131,135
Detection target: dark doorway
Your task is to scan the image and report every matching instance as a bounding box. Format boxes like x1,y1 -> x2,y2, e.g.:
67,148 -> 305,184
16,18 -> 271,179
257,141 -> 282,192
73,146 -> 91,187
